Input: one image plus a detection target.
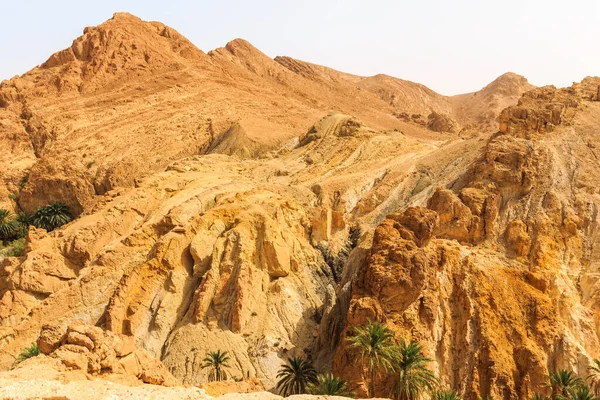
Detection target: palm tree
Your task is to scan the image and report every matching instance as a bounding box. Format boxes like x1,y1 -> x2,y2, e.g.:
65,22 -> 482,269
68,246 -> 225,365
276,356 -> 318,397
307,373 -> 355,397
346,320 -> 398,397
31,202 -> 73,232
432,389 -> 462,400
546,370 -> 584,399
588,359 -> 600,397
391,339 -> 439,400
564,385 -> 598,400
201,350 -> 230,382
0,209 -> 19,241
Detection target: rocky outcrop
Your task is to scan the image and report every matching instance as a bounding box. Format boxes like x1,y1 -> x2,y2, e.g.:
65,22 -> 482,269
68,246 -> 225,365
199,378 -> 265,396
331,79 -> 600,400
427,112 -> 459,133
36,322 -> 179,386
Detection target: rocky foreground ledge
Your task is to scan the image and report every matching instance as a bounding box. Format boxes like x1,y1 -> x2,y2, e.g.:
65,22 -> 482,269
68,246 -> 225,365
0,322 -> 383,399
0,377 -> 374,400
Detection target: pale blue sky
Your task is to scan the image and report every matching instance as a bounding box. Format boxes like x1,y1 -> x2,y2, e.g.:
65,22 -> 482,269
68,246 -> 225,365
2,0 -> 598,95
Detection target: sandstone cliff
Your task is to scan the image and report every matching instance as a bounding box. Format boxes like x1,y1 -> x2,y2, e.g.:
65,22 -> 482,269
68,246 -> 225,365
332,78 -> 600,399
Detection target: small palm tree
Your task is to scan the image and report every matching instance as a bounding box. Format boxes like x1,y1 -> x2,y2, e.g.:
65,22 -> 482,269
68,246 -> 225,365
547,370 -> 584,399
201,350 -> 230,382
391,339 -> 439,400
588,359 -> 600,397
15,343 -> 40,364
0,209 -> 19,241
347,320 -> 397,397
432,389 -> 462,400
31,202 -> 73,232
276,356 -> 318,397
564,385 -> 598,400
307,373 -> 355,397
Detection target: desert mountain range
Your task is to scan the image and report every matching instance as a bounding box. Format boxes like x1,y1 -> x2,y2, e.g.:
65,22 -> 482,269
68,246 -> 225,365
1,12 -> 600,400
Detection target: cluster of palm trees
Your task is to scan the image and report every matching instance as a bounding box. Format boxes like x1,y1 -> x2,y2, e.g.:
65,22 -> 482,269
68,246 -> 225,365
200,321 -> 600,400
534,365 -> 600,400
0,202 -> 73,254
201,349 -> 355,397
200,320 -> 449,399
346,320 -> 443,400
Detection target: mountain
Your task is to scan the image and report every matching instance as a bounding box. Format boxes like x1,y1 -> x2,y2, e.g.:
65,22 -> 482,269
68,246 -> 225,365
2,12 -> 598,400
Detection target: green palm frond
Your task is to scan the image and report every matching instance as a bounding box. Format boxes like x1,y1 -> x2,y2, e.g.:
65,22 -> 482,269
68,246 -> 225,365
563,385 -> 598,400
346,320 -> 398,397
432,389 -> 462,400
546,370 -> 585,398
276,356 -> 318,397
0,209 -> 20,241
307,373 -> 355,397
391,339 -> 439,400
588,359 -> 600,397
531,394 -> 549,400
31,202 -> 73,232
201,349 -> 230,382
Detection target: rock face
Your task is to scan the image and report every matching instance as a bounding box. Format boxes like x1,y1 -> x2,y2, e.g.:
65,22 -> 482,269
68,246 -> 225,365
332,78 -> 600,399
36,322 -> 179,386
2,12 -> 600,400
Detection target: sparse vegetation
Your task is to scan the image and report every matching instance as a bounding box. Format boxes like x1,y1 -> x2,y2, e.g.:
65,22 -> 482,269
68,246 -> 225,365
0,209 -> 20,241
317,225 -> 361,283
346,320 -> 397,397
391,339 -> 439,400
276,356 -> 318,396
432,390 -> 462,400
15,344 -> 40,364
564,385 -> 597,400
201,350 -> 230,382
4,238 -> 26,257
307,373 -> 355,397
31,202 -> 73,232
588,359 -> 600,396
546,370 -> 584,399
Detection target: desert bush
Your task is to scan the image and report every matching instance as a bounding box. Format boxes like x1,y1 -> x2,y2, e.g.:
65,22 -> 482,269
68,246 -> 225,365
15,343 -> 40,364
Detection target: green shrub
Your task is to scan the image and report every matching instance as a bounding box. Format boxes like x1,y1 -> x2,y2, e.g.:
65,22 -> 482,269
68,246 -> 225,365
307,373 -> 355,397
0,209 -> 20,241
432,390 -> 462,400
31,202 -> 73,232
6,238 -> 26,257
15,343 -> 40,364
